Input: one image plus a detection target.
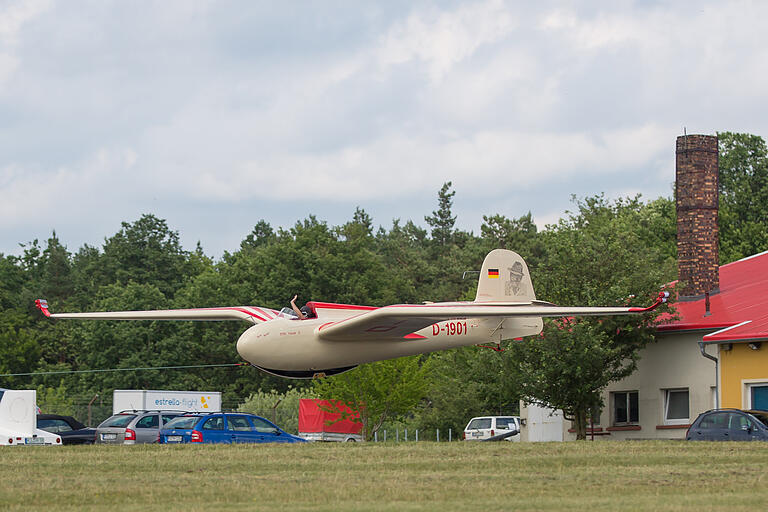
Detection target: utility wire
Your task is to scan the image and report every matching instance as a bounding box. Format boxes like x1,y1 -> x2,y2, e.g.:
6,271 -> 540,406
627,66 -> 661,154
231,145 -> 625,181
0,362 -> 249,378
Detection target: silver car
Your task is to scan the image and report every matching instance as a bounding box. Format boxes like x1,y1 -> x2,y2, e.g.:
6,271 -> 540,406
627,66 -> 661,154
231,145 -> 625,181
95,411 -> 184,444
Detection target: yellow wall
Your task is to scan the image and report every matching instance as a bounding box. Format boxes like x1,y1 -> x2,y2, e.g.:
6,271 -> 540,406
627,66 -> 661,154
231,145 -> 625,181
720,343 -> 768,408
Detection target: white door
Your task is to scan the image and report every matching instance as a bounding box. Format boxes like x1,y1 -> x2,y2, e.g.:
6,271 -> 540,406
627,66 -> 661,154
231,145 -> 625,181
526,404 -> 564,442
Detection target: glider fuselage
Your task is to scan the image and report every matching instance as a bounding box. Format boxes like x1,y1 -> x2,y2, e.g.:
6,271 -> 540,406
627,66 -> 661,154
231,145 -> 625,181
235,309 -> 541,377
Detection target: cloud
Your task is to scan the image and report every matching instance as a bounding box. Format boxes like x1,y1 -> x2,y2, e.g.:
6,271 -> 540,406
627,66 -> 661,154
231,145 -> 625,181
0,147 -> 138,229
3,1 -> 768,257
0,0 -> 51,89
376,0 -> 517,83
158,122 -> 668,205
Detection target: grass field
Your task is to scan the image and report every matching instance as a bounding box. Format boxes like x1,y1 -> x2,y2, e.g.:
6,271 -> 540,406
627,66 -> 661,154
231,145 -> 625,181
1,441 -> 767,511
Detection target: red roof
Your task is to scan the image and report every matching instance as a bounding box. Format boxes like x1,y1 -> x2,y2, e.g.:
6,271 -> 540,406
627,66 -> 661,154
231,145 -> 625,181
658,250 -> 768,343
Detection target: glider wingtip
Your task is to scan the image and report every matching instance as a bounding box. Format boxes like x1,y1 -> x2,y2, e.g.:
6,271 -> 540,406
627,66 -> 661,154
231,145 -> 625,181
34,298 -> 51,316
34,298 -> 51,318
628,291 -> 670,313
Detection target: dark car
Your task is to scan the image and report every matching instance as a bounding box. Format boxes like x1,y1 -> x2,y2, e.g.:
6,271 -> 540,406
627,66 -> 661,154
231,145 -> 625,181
159,413 -> 307,444
686,409 -> 768,441
37,414 -> 97,445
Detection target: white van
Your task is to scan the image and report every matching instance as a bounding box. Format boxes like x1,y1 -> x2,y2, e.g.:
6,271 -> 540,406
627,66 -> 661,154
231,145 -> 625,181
0,389 -> 61,446
463,416 -> 520,442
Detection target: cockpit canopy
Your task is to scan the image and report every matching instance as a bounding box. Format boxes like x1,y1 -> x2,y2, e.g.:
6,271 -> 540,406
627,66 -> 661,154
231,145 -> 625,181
277,307 -> 299,320
277,305 -> 317,320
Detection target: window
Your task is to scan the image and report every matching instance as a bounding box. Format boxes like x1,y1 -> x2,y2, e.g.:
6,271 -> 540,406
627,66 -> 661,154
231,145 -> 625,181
228,416 -> 252,432
163,416 -> 199,430
612,391 -> 639,425
728,412 -> 753,430
700,412 -> 729,429
750,384 -> 768,410
467,418 -> 492,430
202,416 -> 225,430
135,414 -> 159,429
250,417 -> 278,433
750,411 -> 768,428
37,418 -> 73,433
161,414 -> 180,426
496,418 -> 517,430
589,407 -> 601,426
100,414 -> 137,428
663,389 -> 690,425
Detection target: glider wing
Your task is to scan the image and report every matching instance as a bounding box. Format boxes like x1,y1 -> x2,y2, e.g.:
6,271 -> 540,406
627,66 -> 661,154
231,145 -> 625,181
317,293 -> 669,341
35,299 -> 276,325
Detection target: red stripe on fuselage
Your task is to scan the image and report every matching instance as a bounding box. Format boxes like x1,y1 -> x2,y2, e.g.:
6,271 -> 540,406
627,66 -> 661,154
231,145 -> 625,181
308,301 -> 379,311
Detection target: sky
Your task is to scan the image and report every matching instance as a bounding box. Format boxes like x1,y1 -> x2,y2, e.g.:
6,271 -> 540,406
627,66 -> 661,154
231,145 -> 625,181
2,0 -> 767,258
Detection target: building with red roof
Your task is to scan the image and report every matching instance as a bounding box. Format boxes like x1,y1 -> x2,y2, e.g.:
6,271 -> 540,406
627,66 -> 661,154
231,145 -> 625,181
561,134 -> 768,440
519,134 -> 768,442
659,249 -> 768,411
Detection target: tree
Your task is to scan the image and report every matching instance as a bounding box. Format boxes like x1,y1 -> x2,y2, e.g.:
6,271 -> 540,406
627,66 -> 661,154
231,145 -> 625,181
718,132 -> 768,263
415,346 -> 522,436
312,357 -> 432,441
480,212 -> 543,268
425,182 -> 456,246
508,195 -> 675,439
0,311 -> 41,388
0,254 -> 25,311
99,214 -> 192,296
240,220 -> 275,251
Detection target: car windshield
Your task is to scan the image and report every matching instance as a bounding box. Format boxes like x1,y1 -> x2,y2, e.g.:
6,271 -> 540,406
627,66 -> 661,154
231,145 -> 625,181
277,307 -> 299,320
99,414 -> 137,428
163,416 -> 200,430
749,412 -> 768,427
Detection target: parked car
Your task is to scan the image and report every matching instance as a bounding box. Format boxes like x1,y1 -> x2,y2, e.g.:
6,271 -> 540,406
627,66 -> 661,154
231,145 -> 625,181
159,413 -> 307,444
686,409 -> 768,441
37,414 -> 96,445
463,416 -> 520,442
95,410 -> 184,444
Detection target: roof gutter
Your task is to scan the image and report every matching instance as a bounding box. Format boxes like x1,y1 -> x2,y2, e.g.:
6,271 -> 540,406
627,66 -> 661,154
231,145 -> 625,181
698,341 -> 718,409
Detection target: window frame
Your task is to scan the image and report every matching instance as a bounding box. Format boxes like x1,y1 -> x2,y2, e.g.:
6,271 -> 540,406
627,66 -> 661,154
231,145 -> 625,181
201,416 -> 226,431
747,382 -> 768,410
612,391 -> 639,426
662,388 -> 690,425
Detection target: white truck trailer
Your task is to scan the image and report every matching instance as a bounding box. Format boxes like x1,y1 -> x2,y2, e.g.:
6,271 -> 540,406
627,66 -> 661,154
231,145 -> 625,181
112,389 -> 222,414
0,388 -> 61,446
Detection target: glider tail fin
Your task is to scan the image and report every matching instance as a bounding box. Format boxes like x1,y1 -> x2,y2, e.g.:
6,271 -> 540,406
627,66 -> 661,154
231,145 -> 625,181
474,249 -> 537,303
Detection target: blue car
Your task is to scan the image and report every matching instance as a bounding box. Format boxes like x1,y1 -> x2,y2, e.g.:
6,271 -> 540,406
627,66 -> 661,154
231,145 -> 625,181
159,413 -> 307,444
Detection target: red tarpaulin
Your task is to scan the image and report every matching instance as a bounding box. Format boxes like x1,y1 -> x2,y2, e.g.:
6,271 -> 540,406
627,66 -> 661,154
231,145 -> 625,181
298,399 -> 362,434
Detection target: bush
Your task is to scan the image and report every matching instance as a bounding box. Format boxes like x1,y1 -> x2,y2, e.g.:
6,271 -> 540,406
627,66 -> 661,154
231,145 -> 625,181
236,387 -> 315,434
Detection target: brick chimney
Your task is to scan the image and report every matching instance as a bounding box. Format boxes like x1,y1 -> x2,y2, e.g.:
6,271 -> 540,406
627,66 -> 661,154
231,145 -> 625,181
676,134 -> 720,299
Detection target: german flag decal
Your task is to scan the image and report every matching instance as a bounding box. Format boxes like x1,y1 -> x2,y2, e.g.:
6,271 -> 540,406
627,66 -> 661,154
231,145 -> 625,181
487,268 -> 500,279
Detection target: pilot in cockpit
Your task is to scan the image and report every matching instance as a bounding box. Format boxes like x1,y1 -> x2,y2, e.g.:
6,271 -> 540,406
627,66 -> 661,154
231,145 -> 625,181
290,295 -> 316,319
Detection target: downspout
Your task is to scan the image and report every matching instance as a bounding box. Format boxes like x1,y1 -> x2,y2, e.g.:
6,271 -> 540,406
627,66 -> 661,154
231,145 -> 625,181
698,341 -> 718,409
